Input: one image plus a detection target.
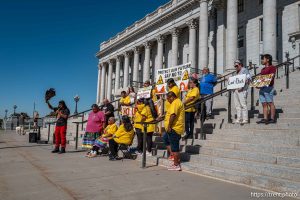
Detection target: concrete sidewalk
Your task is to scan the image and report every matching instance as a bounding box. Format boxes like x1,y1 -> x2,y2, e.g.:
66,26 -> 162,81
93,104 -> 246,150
0,131 -> 296,200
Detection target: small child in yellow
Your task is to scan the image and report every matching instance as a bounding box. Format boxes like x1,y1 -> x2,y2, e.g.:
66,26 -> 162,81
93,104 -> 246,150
88,117 -> 118,158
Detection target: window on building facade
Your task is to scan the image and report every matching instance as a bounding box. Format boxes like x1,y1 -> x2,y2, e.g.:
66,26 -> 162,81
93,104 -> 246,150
120,76 -> 123,88
259,18 -> 263,42
238,0 -> 244,13
238,26 -> 244,48
259,0 -> 263,5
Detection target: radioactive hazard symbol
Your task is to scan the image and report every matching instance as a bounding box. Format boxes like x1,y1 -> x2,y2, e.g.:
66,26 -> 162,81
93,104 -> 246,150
182,70 -> 189,80
157,75 -> 164,85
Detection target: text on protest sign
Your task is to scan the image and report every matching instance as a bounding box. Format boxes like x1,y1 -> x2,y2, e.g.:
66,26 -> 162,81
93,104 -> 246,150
121,106 -> 137,117
227,74 -> 246,90
250,74 -> 274,88
137,86 -> 152,99
155,63 -> 191,94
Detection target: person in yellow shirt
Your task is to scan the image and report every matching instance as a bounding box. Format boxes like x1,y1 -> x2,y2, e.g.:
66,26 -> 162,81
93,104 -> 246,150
88,117 -> 118,158
163,91 -> 185,171
165,78 -> 180,111
119,91 -> 131,106
109,116 -> 134,160
134,99 -> 145,154
183,78 -> 200,140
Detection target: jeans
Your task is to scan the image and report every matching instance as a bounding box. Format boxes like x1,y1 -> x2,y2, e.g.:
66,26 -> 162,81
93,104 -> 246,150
233,90 -> 248,121
163,129 -> 181,152
185,112 -> 195,137
136,128 -> 153,153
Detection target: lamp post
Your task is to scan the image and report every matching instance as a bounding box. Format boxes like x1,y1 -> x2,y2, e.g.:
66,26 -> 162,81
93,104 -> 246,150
13,105 -> 17,116
74,95 -> 80,115
4,109 -> 8,119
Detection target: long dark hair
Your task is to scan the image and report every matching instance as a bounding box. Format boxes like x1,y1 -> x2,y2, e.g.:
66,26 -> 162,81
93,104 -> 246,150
59,100 -> 68,110
122,116 -> 133,132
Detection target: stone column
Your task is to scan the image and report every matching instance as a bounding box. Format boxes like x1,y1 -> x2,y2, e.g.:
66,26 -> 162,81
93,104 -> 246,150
216,5 -> 226,74
208,10 -> 216,73
156,35 -> 165,70
188,19 -> 198,71
133,47 -> 141,86
143,42 -> 152,82
172,28 -> 181,67
263,0 -> 277,59
199,0 -> 209,70
226,0 -> 238,68
96,64 -> 102,104
115,56 -> 121,92
123,52 -> 131,88
107,59 -> 113,101
100,63 -> 107,102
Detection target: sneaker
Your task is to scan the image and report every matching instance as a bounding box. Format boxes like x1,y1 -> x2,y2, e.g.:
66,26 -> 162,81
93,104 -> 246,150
167,164 -> 182,171
109,156 -> 117,161
89,153 -> 97,158
146,152 -> 152,156
233,119 -> 241,124
51,148 -> 60,153
268,119 -> 276,124
58,147 -> 66,154
168,155 -> 174,161
256,119 -> 268,124
241,120 -> 248,124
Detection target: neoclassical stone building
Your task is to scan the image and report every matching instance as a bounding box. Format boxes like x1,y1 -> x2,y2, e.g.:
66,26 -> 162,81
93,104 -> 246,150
96,0 -> 300,103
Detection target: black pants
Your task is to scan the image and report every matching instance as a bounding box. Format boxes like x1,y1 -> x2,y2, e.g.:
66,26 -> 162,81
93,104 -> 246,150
109,139 -> 119,157
136,128 -> 153,153
185,112 -> 195,137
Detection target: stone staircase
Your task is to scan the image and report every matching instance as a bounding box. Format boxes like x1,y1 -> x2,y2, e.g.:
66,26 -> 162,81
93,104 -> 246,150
143,69 -> 300,195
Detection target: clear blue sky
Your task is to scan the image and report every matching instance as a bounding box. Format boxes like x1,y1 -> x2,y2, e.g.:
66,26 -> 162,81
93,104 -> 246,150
0,0 -> 169,118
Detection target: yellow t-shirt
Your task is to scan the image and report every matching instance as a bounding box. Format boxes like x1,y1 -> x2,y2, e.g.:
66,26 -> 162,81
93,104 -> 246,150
164,98 -> 185,135
102,123 -> 118,139
134,104 -> 145,130
120,96 -> 131,105
114,124 -> 134,145
184,87 -> 200,112
165,85 -> 181,111
141,105 -> 155,133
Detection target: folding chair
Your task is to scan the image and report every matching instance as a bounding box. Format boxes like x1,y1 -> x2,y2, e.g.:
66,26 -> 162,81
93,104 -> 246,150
117,133 -> 137,161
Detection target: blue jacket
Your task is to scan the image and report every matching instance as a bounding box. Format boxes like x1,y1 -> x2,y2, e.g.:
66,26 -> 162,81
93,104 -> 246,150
199,73 -> 217,95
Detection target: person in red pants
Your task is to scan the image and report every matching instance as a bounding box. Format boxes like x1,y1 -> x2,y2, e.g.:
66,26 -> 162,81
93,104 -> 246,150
47,100 -> 70,154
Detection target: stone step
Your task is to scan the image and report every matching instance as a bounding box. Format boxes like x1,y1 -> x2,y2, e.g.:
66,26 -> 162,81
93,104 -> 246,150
206,134 -> 300,147
224,122 -> 300,129
199,147 -> 300,168
187,154 -> 300,182
141,155 -> 300,194
193,140 -> 300,157
210,128 -> 300,136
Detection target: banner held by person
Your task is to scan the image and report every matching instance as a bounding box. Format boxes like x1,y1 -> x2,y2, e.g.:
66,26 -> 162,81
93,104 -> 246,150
155,63 -> 191,94
121,106 -> 137,117
227,74 -> 246,90
250,74 -> 274,88
137,86 -> 152,99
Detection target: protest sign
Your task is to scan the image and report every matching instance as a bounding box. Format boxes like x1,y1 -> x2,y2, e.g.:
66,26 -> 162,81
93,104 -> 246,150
137,86 -> 152,99
155,63 -> 191,94
121,106 -> 136,117
227,74 -> 246,90
250,74 -> 274,88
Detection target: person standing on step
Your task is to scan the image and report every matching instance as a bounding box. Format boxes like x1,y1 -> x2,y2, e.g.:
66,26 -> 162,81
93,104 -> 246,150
257,54 -> 277,124
233,60 -> 252,124
163,91 -> 185,171
165,78 -> 180,112
183,78 -> 200,140
101,99 -> 115,126
46,100 -> 70,154
199,67 -> 217,119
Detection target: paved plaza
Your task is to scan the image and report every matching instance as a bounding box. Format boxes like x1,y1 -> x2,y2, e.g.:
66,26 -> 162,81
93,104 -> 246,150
0,131 -> 296,200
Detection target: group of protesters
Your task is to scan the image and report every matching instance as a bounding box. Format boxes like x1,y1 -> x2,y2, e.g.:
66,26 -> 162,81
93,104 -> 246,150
47,53 -> 277,171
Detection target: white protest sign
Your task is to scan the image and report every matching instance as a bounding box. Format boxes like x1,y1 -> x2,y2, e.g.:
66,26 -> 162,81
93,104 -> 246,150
155,63 -> 191,94
227,74 -> 246,90
121,106 -> 136,117
137,86 -> 152,99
